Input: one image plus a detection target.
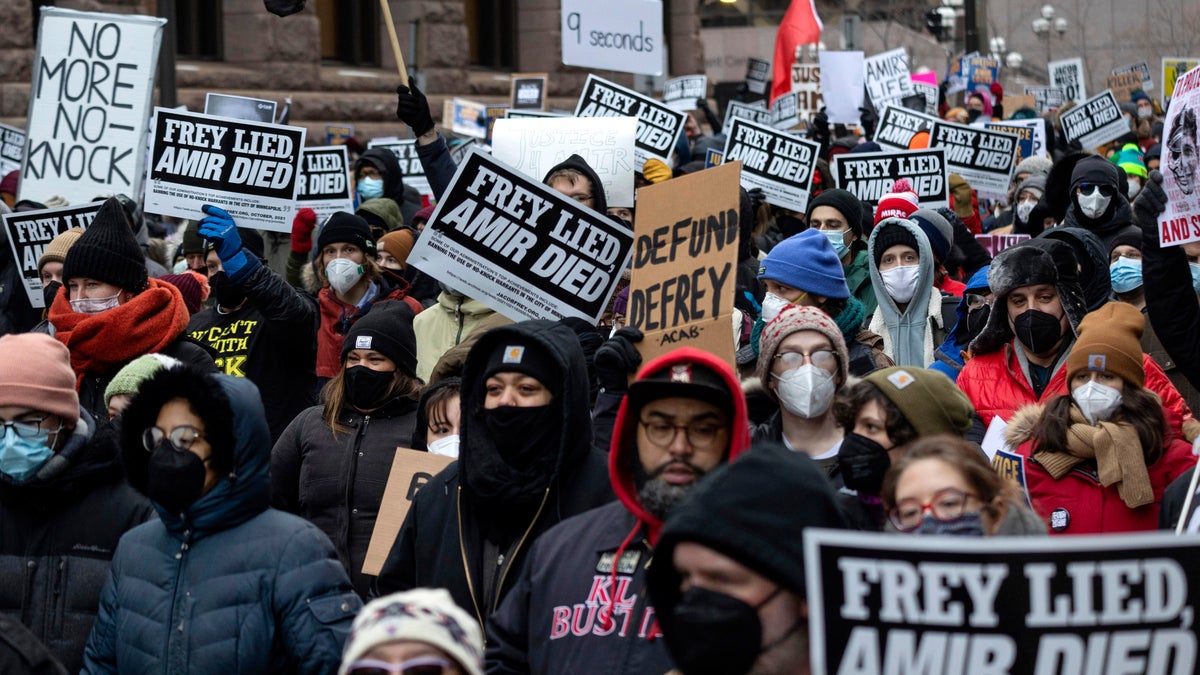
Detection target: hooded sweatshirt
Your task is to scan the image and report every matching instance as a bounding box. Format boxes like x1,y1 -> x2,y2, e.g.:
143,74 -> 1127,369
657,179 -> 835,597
1061,156 -> 1134,251
542,154 -> 609,215
484,348 -> 751,674
355,148 -> 423,225
867,218 -> 947,367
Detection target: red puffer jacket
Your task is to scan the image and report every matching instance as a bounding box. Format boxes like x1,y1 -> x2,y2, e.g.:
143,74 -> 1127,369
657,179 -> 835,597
1004,404 -> 1197,534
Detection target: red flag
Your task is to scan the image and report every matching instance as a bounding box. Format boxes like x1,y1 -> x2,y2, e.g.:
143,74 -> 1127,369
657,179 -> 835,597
769,0 -> 823,104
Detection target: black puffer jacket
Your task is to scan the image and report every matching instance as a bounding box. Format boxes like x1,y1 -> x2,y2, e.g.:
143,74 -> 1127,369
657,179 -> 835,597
271,397 -> 419,598
375,321 -> 614,624
0,411 -> 155,674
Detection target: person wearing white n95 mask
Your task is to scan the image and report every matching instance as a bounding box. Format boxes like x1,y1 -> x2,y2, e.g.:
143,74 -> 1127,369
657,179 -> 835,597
865,217 -> 944,368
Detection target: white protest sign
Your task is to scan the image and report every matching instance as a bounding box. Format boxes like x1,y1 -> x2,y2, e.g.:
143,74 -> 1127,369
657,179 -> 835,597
1025,86 -> 1065,114
1059,90 -> 1128,149
449,98 -> 488,139
2,203 -> 101,308
1159,64 -> 1200,248
663,75 -> 707,112
770,94 -> 800,130
21,8 -> 165,206
204,93 -> 276,123
833,148 -> 948,211
561,0 -> 663,76
144,108 -> 306,232
722,100 -> 772,136
987,119 -> 1047,165
745,58 -> 772,98
0,123 -> 24,176
863,47 -> 914,109
819,51 -> 864,124
296,145 -> 353,223
1164,58 -> 1200,106
504,110 -> 566,120
1112,61 -> 1153,92
366,139 -> 432,199
723,118 -> 820,212
791,63 -> 822,120
406,148 -> 634,323
575,74 -> 687,171
906,81 -> 939,116
490,116 -> 637,209
1048,57 -> 1086,102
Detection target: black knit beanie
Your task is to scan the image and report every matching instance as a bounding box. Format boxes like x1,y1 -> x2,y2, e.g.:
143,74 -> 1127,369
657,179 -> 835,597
482,339 -> 560,395
62,196 -> 147,292
872,221 -> 919,268
341,301 -> 418,377
317,211 -> 377,257
806,188 -> 865,237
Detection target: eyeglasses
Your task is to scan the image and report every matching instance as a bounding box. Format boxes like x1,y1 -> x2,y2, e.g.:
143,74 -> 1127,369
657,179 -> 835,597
345,657 -> 455,675
774,349 -> 837,372
142,425 -> 206,453
965,293 -> 993,311
0,415 -> 60,439
639,419 -> 726,449
1076,183 -> 1116,198
889,488 -> 979,531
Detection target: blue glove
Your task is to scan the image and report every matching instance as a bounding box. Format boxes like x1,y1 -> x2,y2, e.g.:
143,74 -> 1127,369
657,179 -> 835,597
198,204 -> 255,281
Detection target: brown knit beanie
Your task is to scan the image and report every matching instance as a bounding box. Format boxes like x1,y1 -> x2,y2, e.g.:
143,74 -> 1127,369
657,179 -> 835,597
378,229 -> 416,270
0,333 -> 80,426
37,228 -> 84,274
756,305 -> 849,391
1066,302 -> 1145,387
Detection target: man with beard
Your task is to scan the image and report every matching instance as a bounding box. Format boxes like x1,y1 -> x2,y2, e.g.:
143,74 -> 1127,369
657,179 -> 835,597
486,348 -> 750,673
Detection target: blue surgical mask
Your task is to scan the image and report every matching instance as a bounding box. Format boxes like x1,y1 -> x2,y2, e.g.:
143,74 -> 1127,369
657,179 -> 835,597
0,427 -> 54,483
356,177 -> 384,201
1108,257 -> 1143,294
1191,262 -> 1200,295
912,512 -> 986,536
823,228 -> 850,258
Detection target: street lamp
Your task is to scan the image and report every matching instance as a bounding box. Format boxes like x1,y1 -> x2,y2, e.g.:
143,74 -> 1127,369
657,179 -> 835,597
1032,5 -> 1068,66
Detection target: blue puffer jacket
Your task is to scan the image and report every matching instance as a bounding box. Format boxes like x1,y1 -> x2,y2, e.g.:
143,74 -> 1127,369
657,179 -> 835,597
81,375 -> 362,674
930,265 -> 990,383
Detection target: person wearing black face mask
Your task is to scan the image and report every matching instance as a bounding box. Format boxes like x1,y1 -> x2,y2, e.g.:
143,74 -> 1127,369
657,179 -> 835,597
376,321 -> 613,624
271,301 -> 421,598
647,443 -> 849,675
186,204 -> 318,443
931,264 -> 992,383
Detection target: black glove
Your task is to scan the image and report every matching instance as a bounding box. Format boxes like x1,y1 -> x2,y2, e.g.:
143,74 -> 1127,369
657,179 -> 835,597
810,110 -> 831,145
396,82 -> 435,136
747,187 -> 766,213
594,327 -> 644,393
1134,169 -> 1168,223
859,106 -> 878,140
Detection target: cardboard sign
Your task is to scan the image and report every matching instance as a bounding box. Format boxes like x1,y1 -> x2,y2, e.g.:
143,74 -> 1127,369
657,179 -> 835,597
1159,64 -> 1200,248
1106,70 -> 1146,105
204,93 -> 276,123
875,106 -> 1018,198
819,51 -> 865,124
1048,57 -> 1086,102
575,74 -> 687,171
325,124 -> 354,146
361,448 -> 454,577
1001,94 -> 1037,117
723,118 -> 819,212
791,64 -> 823,120
975,233 -> 1031,257
1059,90 -> 1129,149
20,8 -> 165,206
1112,61 -> 1153,92
0,123 -> 24,176
1164,58 -> 1200,104
561,0 -> 664,76
863,47 -> 915,109
805,529 -> 1200,675
627,161 -> 741,367
1025,86 -> 1065,114
745,57 -> 772,98
833,148 -> 948,211
663,75 -> 707,112
296,145 -> 353,223
511,73 -> 548,110
448,98 -> 488,139
490,116 -> 637,209
144,108 -> 306,232
406,148 -> 634,323
366,138 -> 432,200
2,203 -> 102,308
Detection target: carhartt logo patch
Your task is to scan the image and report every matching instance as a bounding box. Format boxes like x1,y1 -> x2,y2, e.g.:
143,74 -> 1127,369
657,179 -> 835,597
355,336 -> 373,349
503,346 -> 525,364
670,364 -> 692,383
1088,354 -> 1106,371
886,369 -> 915,389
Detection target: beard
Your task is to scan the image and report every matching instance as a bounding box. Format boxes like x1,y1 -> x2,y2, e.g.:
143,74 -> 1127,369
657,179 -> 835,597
636,459 -> 707,520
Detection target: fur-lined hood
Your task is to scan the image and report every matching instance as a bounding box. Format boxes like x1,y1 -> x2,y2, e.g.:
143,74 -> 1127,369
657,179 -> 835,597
1003,403 -> 1048,448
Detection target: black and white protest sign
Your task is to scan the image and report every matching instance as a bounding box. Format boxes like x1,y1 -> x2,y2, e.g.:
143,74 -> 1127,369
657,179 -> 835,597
791,63 -> 823,119
449,139 -> 489,166
902,81 -> 939,116
874,106 -> 937,149
805,529 -> 1200,675
770,93 -> 800,130
561,0 -> 663,76
144,108 -> 306,232
3,203 -> 101,308
663,75 -> 707,112
1059,90 -> 1128,149
875,106 -> 1017,198
723,118 -> 819,212
1159,64 -> 1200,247
406,149 -> 633,323
21,8 -> 164,206
204,93 -> 276,123
575,74 -> 687,170
1049,57 -> 1086,102
722,100 -> 773,136
1112,61 -> 1153,92
863,47 -> 915,109
833,148 -> 948,211
1025,86 -> 1066,114
296,145 -> 353,222
510,73 -> 548,110
365,138 -> 432,199
745,57 -> 772,98
0,123 -> 23,176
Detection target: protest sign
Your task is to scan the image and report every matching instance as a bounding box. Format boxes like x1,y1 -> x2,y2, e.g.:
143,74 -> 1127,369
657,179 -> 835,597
406,149 -> 634,323
1112,61 -> 1153,92
901,82 -> 938,116
875,106 -> 1017,198
296,145 -> 353,223
770,93 -> 800,130
490,116 -> 637,208
144,108 -> 306,232
965,55 -> 1000,92
873,105 -> 937,149
361,448 -> 453,576
21,8 -> 164,206
1025,86 -> 1065,114
745,57 -> 772,98
627,162 -> 741,367
366,138 -> 432,199
1059,90 -> 1128,149
1158,64 -> 1200,247
449,139 -> 488,166
484,104 -> 509,143
945,51 -> 973,96
1048,57 -> 1086,102
722,100 -> 773,136
1164,58 -> 1200,105
833,148 -> 948,211
204,93 -> 276,123
1106,69 -> 1146,105
992,448 -> 1031,505
2,203 -> 102,308
987,121 -> 1039,166
976,233 -> 1031,257
325,124 -> 354,146
575,74 -> 687,171
863,47 -> 915,109
805,529 -> 1200,675
1001,94 -> 1037,117
0,123 -> 24,176
819,51 -> 865,124
791,63 -> 823,119
505,109 -> 565,120
447,98 -> 488,139
510,73 -> 548,110
723,118 -> 819,212
663,75 -> 707,112
561,0 -> 663,76
704,148 -> 724,168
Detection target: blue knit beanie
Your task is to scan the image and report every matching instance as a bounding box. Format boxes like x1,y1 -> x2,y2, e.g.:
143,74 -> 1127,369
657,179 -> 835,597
757,229 -> 850,299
